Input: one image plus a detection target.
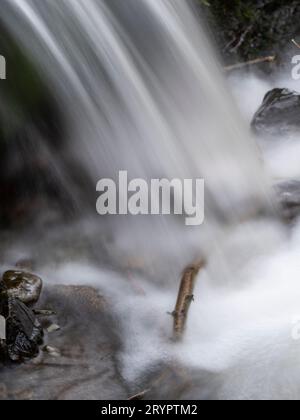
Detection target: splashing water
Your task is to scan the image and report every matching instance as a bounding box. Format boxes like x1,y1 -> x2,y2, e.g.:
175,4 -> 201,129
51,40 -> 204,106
2,0 -> 300,400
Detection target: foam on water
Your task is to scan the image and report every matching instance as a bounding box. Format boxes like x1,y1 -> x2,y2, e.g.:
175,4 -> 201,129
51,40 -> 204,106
2,0 -> 300,400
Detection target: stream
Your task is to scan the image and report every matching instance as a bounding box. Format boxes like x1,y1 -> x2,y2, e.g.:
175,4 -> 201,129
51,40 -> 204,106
1,0 -> 300,400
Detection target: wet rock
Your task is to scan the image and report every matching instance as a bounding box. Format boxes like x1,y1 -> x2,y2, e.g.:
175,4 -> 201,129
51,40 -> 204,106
252,88 -> 300,137
0,270 -> 44,362
4,297 -> 43,362
275,179 -> 300,222
2,270 -> 42,306
0,285 -> 127,400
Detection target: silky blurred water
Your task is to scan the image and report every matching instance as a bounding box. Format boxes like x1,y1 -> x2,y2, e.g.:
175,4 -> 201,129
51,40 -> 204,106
2,0 -> 300,400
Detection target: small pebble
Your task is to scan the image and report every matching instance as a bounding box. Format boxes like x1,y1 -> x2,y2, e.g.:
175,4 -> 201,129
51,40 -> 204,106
43,346 -> 60,357
47,324 -> 61,333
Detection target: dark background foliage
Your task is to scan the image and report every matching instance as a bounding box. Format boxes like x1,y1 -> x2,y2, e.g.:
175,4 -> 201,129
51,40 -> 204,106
195,0 -> 300,65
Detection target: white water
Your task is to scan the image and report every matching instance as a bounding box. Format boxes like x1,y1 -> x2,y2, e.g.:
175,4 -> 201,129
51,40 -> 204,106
2,0 -> 269,213
2,0 -> 300,400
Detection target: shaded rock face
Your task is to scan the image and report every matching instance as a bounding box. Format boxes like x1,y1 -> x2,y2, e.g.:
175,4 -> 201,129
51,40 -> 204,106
197,0 -> 300,66
0,23 -> 68,226
0,23 -> 63,148
251,88 -> 300,137
0,22 -> 98,228
0,24 -> 93,228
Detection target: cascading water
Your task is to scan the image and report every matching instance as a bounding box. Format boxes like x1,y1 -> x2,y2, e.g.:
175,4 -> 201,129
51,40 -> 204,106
1,0 -> 274,276
1,0 -> 300,401
1,0 -> 269,209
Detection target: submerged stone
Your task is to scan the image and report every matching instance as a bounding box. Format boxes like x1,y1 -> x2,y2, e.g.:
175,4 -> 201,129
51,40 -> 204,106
252,88 -> 300,137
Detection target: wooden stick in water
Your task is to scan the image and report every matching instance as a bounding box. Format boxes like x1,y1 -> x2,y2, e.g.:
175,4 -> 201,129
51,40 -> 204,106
172,259 -> 206,340
128,389 -> 150,401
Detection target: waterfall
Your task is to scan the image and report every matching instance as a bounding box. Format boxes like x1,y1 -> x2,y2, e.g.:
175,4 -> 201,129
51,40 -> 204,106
0,0 -> 275,277
3,0 -> 296,400
1,0 -> 269,217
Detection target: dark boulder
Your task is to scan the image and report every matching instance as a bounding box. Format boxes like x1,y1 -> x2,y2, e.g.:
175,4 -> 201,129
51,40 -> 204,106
251,88 -> 300,137
3,297 -> 43,362
0,270 -> 44,362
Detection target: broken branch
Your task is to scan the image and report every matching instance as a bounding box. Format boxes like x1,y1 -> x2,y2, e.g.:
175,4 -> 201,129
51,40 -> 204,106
172,259 -> 206,340
224,56 -> 276,72
229,25 -> 253,53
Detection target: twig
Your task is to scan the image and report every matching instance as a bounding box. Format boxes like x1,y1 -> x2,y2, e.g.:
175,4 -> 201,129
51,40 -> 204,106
292,39 -> 300,49
224,55 -> 276,72
172,259 -> 206,340
128,389 -> 150,401
229,25 -> 253,53
33,309 -> 56,316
